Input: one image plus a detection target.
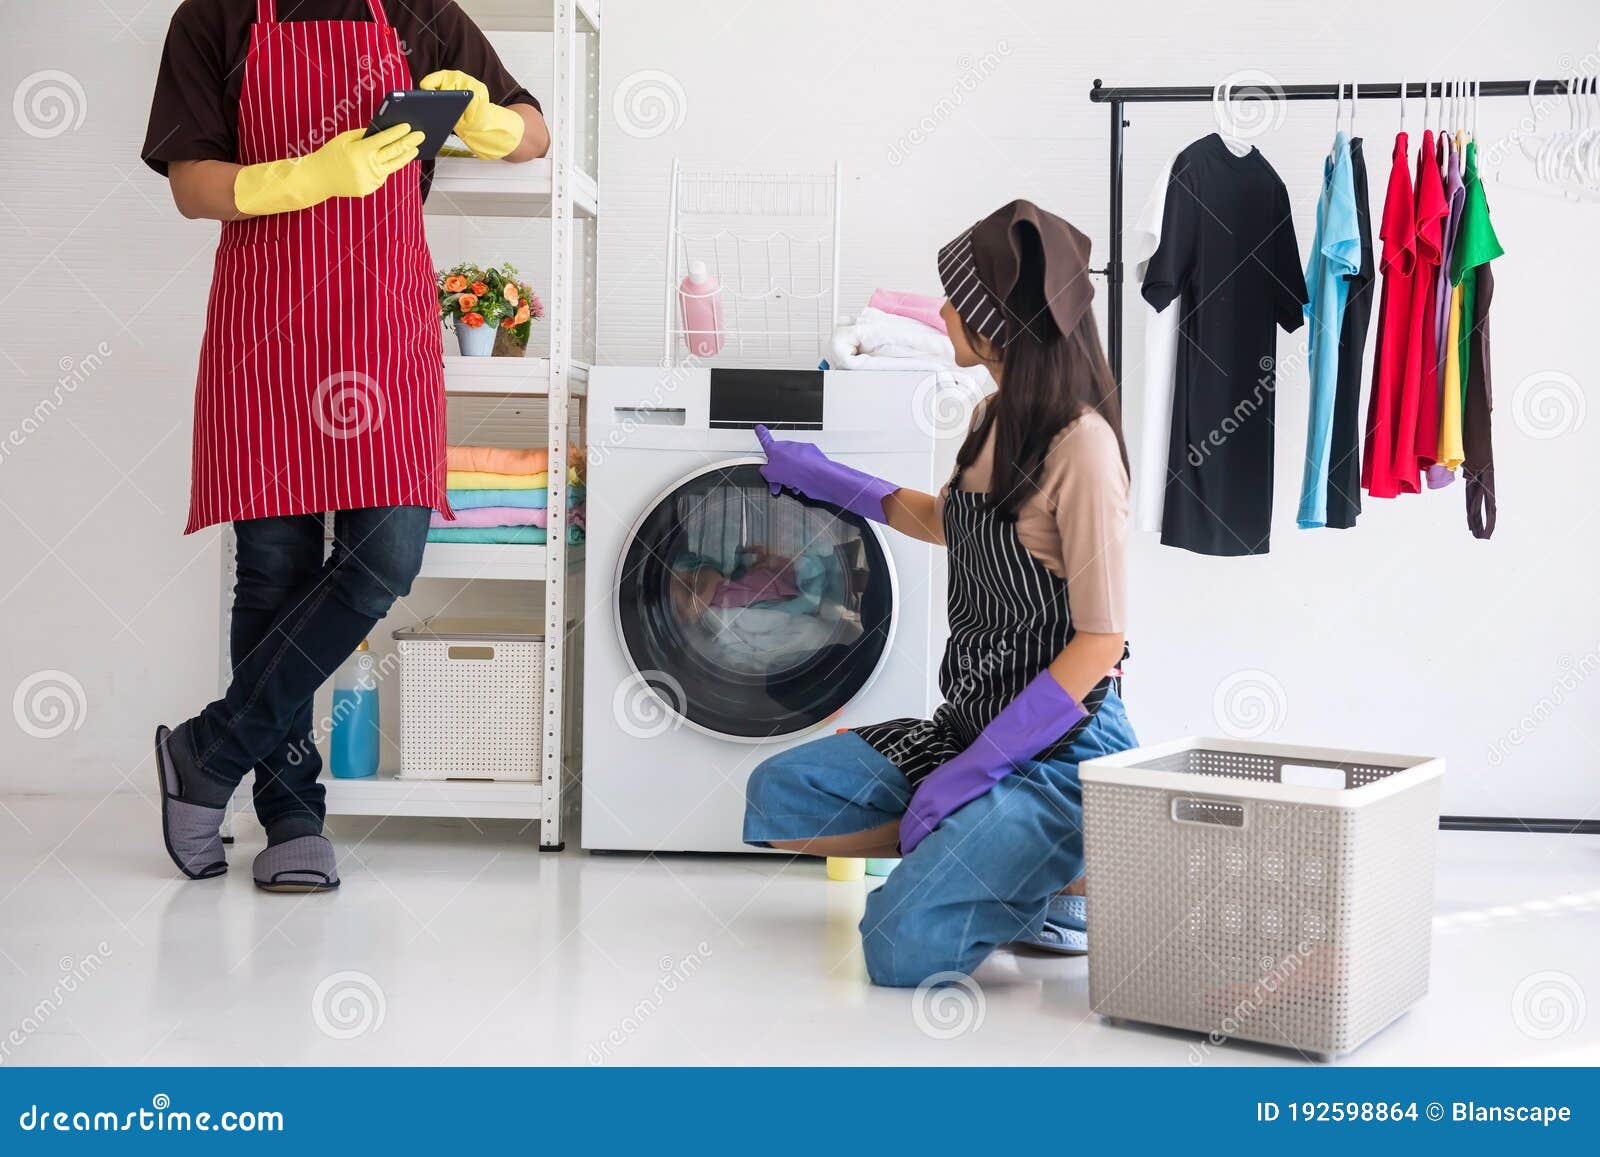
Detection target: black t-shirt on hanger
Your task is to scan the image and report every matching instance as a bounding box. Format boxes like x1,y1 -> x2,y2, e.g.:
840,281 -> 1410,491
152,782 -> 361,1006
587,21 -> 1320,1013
1142,133 -> 1308,556
1326,136 -> 1375,529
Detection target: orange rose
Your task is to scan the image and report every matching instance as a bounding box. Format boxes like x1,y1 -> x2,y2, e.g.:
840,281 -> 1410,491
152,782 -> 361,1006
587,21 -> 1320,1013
512,304 -> 530,326
444,275 -> 468,293
462,312 -> 485,328
501,316 -> 515,328
471,281 -> 489,296
503,283 -> 519,306
457,293 -> 478,311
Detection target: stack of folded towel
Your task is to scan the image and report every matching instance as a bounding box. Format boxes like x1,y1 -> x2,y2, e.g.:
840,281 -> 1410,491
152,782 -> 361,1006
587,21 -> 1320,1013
429,446 -> 587,545
827,290 -> 954,371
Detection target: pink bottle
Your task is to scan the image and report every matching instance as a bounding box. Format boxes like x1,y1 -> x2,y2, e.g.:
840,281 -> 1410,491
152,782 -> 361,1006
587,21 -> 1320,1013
678,261 -> 725,358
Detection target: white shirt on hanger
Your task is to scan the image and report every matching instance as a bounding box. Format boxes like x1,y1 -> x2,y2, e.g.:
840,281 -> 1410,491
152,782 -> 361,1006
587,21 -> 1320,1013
1131,150 -> 1182,534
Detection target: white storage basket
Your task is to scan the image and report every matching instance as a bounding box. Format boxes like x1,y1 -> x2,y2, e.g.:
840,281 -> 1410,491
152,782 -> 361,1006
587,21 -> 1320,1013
1080,737 -> 1444,1060
392,618 -> 544,782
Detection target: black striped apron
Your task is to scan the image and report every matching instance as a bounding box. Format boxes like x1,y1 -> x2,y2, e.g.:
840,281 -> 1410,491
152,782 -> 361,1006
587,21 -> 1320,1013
855,476 -> 1121,788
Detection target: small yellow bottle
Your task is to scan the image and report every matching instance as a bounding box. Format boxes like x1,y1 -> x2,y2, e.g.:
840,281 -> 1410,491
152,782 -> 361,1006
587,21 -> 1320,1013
825,857 -> 866,882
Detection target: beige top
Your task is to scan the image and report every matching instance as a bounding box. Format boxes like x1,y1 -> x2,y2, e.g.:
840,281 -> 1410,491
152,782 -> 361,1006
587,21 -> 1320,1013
939,407 -> 1128,634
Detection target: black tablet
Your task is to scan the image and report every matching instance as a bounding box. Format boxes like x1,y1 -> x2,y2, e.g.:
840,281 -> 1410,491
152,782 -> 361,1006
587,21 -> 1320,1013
365,90 -> 473,159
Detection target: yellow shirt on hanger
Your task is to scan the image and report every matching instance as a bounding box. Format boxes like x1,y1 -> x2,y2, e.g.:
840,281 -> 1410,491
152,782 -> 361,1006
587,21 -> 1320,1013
1436,282 -> 1467,470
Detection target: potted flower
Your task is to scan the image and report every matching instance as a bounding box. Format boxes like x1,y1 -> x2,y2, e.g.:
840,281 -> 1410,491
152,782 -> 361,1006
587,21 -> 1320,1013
437,262 -> 544,357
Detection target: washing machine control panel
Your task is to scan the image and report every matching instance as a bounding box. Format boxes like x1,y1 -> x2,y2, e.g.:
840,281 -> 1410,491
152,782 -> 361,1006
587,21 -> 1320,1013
708,368 -> 824,430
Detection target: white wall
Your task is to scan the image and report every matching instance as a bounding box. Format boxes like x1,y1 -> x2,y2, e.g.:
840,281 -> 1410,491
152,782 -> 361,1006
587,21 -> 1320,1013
3,0 -> 1598,820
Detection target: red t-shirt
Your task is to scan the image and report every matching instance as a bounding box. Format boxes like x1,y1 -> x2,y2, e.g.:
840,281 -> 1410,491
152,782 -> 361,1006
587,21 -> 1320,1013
1391,130 -> 1448,495
1362,132 -> 1417,499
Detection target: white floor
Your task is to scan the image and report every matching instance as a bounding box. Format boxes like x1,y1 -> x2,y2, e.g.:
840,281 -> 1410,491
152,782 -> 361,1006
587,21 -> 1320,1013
1,792 -> 1596,1066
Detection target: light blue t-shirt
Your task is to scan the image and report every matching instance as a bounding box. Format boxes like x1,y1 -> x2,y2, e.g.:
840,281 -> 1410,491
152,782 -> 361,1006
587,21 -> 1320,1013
1296,132 -> 1362,529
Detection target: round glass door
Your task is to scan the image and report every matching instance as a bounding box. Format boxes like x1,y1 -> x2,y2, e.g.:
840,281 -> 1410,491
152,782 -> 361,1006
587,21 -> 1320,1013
616,459 -> 896,739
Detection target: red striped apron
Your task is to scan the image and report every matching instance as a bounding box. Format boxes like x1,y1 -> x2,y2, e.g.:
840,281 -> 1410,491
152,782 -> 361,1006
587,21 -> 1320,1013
185,0 -> 449,533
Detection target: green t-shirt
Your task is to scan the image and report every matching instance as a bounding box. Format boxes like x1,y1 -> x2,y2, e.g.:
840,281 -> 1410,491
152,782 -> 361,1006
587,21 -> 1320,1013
1450,141 -> 1504,396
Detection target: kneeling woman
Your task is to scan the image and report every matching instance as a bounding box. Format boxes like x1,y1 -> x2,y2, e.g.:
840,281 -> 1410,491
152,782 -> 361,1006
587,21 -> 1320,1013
745,201 -> 1137,987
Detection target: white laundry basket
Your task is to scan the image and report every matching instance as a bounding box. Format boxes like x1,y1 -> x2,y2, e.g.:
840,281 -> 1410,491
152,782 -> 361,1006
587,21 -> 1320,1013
1080,737 -> 1444,1060
392,617 -> 544,781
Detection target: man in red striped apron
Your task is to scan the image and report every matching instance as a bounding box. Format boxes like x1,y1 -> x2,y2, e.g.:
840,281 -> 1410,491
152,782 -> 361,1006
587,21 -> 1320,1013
141,0 -> 545,891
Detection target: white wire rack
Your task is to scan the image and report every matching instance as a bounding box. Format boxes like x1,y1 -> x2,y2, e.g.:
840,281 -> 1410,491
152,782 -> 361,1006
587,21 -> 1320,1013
662,161 -> 842,367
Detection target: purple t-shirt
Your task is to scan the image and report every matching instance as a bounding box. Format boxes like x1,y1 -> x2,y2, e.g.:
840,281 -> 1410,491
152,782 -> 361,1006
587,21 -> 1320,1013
1427,138 -> 1467,490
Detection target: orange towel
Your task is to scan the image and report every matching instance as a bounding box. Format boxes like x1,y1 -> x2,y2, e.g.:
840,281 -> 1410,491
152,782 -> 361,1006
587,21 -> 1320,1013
445,446 -> 586,475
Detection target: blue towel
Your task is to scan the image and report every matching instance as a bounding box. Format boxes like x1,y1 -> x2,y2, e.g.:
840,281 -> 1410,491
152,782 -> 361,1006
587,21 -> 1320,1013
447,484 -> 586,511
427,526 -> 586,545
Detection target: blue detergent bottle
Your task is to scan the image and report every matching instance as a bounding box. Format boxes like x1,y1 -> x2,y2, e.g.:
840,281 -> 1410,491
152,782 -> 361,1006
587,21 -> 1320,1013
330,639 -> 380,779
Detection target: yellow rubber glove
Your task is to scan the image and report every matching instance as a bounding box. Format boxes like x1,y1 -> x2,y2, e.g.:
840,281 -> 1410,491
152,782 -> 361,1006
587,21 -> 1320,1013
420,69 -> 524,160
233,124 -> 424,217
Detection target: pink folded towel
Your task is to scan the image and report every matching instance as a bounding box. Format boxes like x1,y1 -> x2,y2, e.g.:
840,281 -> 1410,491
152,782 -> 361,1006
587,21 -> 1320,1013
431,506 -> 546,529
868,289 -> 947,335
430,504 -> 586,530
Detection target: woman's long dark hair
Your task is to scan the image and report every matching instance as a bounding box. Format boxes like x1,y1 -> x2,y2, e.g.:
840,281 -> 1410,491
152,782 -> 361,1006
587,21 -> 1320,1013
954,222 -> 1129,521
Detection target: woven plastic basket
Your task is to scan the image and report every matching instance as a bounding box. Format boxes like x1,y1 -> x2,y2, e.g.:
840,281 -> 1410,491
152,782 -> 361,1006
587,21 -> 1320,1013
392,618 -> 544,782
1080,737 -> 1443,1061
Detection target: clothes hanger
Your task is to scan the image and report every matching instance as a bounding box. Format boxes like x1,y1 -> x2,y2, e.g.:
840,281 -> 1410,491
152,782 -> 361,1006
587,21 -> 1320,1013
1350,81 -> 1359,139
1574,78 -> 1600,186
1214,81 -> 1251,155
1398,76 -> 1408,135
1533,78 -> 1559,182
1545,76 -> 1581,186
1578,77 -> 1600,187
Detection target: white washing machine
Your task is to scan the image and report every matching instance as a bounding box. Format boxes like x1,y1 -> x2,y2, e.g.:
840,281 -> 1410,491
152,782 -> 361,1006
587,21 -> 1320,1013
581,366 -> 961,853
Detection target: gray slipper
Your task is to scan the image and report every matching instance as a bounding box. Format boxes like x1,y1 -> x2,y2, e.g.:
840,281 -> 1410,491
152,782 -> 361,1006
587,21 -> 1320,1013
154,725 -> 227,880
252,835 -> 340,893
1015,894 -> 1088,956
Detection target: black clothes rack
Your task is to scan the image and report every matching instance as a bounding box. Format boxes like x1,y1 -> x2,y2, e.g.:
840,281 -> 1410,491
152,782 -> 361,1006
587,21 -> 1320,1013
1087,78 -> 1598,838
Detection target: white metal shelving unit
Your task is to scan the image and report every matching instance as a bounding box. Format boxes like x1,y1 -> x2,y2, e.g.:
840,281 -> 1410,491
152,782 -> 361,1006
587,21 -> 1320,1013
218,0 -> 599,849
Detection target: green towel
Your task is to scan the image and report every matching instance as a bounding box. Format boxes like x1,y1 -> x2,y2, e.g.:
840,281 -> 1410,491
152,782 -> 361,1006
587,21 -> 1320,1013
426,526 -> 585,545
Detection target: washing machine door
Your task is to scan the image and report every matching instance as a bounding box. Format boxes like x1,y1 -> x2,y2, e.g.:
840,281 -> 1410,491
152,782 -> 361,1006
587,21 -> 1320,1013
616,457 -> 897,740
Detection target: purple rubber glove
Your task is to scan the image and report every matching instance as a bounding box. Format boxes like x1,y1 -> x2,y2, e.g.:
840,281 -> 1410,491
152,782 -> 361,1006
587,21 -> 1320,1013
754,424 -> 897,523
899,671 -> 1087,855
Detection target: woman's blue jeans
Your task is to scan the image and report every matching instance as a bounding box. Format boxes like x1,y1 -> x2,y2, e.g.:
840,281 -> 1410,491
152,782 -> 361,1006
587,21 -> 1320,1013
744,690 -> 1138,988
186,505 -> 430,835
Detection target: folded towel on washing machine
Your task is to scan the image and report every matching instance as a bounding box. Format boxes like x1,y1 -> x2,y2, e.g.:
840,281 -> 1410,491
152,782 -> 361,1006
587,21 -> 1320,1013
829,306 -> 954,371
868,289 -> 948,334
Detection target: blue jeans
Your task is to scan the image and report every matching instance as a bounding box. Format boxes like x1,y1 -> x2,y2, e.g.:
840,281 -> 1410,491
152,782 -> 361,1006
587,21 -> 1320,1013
744,691 -> 1138,987
187,506 -> 430,835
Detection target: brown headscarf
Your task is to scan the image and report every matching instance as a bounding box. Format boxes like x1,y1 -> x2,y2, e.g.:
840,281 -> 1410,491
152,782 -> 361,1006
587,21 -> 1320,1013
937,199 -> 1095,344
